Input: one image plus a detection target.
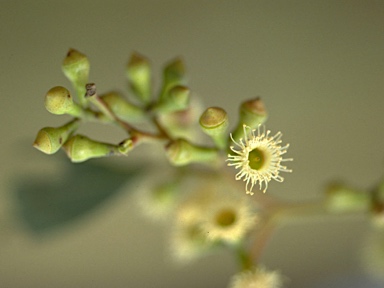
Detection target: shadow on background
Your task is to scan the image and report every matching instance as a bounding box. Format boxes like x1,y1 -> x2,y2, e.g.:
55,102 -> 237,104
13,160 -> 140,234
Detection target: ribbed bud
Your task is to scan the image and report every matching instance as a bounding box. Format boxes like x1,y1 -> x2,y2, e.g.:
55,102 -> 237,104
231,97 -> 267,141
199,107 -> 229,149
62,49 -> 90,104
325,183 -> 370,213
165,138 -> 218,166
62,135 -> 131,163
44,86 -> 82,116
154,85 -> 190,113
33,119 -> 80,154
100,91 -> 144,122
126,52 -> 151,104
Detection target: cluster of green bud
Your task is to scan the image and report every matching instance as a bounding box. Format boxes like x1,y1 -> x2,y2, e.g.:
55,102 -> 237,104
34,48 -> 272,168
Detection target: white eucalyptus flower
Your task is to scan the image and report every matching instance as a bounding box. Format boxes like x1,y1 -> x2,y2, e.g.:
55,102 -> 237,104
227,125 -> 292,195
228,267 -> 284,288
201,193 -> 258,244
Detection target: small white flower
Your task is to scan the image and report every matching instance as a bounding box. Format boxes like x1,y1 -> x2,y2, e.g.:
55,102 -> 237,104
170,190 -> 216,264
201,192 -> 258,244
227,125 -> 292,195
228,267 -> 284,288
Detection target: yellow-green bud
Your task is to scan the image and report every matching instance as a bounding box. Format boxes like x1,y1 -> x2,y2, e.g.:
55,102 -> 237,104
44,86 -> 82,116
232,97 -> 267,141
33,119 -> 80,154
126,52 -> 151,104
199,107 -> 229,149
160,57 -> 186,100
165,138 -> 218,166
62,48 -> 90,104
62,134 -> 131,163
325,183 -> 370,213
154,85 -> 190,113
100,91 -> 144,122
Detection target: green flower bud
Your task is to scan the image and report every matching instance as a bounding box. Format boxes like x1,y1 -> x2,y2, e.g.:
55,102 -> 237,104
62,48 -> 90,104
325,183 -> 370,213
44,86 -> 82,116
199,107 -> 229,149
154,85 -> 190,113
100,91 -> 144,122
33,119 -> 80,154
62,134 -> 131,163
126,52 -> 151,104
165,138 -> 218,166
231,97 -> 267,141
160,57 -> 186,100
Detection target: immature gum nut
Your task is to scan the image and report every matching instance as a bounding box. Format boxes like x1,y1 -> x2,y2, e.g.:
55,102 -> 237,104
63,134 -> 118,163
199,107 -> 228,149
127,52 -> 151,103
44,86 -> 81,116
100,92 -> 144,122
165,138 -> 217,166
62,48 -> 90,89
232,97 -> 267,141
33,119 -> 80,154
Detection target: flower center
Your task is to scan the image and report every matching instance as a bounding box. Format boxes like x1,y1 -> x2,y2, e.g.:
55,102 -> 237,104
215,208 -> 236,227
248,148 -> 265,170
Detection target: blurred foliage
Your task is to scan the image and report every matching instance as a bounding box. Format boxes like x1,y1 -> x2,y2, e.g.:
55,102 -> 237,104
13,160 -> 140,233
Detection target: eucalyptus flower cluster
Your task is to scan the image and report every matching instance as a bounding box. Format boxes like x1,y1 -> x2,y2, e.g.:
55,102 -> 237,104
32,49 -> 384,286
33,49 -> 296,287
33,49 -> 292,195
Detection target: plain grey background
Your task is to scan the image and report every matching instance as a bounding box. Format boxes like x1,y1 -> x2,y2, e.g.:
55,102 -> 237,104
0,1 -> 383,287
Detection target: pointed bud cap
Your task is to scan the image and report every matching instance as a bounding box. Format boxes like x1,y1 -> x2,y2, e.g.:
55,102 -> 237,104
44,86 -> 82,116
62,49 -> 90,90
127,52 -> 151,103
165,138 -> 218,166
164,57 -> 185,85
33,119 -> 80,154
